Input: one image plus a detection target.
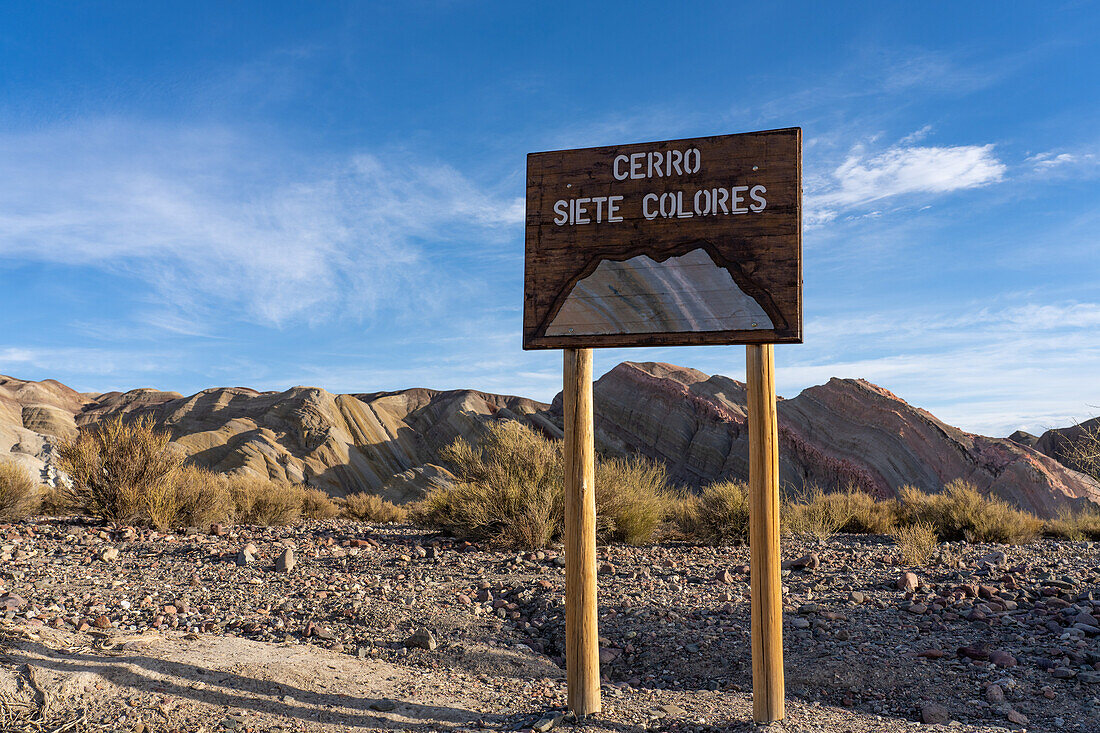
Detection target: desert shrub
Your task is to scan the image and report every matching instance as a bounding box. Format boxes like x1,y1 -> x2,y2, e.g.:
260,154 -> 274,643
56,415 -> 183,524
891,521 -> 938,566
342,492 -> 408,523
228,475 -> 303,526
783,486 -> 853,539
171,466 -> 233,529
784,486 -> 899,536
415,421 -> 675,548
675,480 -> 751,545
1045,506 -> 1100,541
38,485 -> 69,516
594,455 -> 671,545
300,487 -> 340,520
0,459 -> 40,521
899,480 -> 1041,544
414,421 -> 563,548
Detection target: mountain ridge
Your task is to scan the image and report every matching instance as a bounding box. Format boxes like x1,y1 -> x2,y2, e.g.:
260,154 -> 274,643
1,365 -> 1097,518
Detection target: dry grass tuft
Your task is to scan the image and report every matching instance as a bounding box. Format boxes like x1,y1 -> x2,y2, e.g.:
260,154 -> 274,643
300,487 -> 340,520
899,480 -> 1041,544
674,480 -> 751,545
594,455 -> 671,545
891,521 -> 939,566
228,476 -> 303,526
1045,506 -> 1100,541
783,486 -> 900,537
171,466 -> 233,529
56,415 -> 182,525
342,492 -> 408,523
413,420 -> 671,548
0,459 -> 40,521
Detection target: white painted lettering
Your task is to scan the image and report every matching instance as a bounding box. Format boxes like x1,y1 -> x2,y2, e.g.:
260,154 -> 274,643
575,197 -> 591,224
714,187 -> 729,214
613,155 -> 630,181
731,185 -> 748,213
642,193 -> 659,220
591,196 -> 608,222
669,149 -> 684,175
749,185 -> 767,212
694,189 -> 711,215
659,192 -> 676,218
685,148 -> 701,173
553,199 -> 568,225
650,151 -> 664,177
676,190 -> 693,217
630,153 -> 645,179
608,195 -> 624,222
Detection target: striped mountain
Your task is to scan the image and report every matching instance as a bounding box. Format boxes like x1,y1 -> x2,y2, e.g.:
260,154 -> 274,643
2,363 -> 1097,518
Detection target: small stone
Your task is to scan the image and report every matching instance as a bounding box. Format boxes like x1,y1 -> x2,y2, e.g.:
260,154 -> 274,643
93,615 -> 111,629
532,712 -> 564,731
370,699 -> 397,712
99,547 -> 120,562
275,547 -> 296,573
791,617 -> 810,629
659,703 -> 685,716
848,591 -> 866,605
898,572 -> 919,592
0,594 -> 26,612
210,523 -> 226,536
715,569 -> 734,584
989,650 -> 1017,668
1078,671 -> 1100,684
1051,667 -> 1077,679
1006,709 -> 1028,726
920,703 -> 950,724
906,603 -> 927,614
985,684 -> 1005,704
405,628 -> 438,651
957,645 -> 989,661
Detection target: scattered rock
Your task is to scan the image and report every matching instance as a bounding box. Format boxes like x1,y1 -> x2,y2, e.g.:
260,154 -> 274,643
898,572 -> 919,592
99,547 -> 120,562
920,703 -> 950,724
405,628 -> 438,651
275,547 -> 296,573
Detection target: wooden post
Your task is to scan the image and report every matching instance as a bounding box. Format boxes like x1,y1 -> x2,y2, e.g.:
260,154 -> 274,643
746,343 -> 785,722
563,347 -> 601,717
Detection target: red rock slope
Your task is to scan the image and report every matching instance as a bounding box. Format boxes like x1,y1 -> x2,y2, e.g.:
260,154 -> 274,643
577,362 -> 1100,518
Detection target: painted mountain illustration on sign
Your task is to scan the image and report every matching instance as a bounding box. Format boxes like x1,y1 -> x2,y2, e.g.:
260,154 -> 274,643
545,248 -> 774,337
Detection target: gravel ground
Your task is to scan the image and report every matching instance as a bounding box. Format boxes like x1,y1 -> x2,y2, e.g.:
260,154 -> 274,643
1,518 -> 1098,732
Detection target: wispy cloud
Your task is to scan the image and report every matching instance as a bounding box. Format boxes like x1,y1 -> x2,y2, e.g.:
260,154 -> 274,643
807,139 -> 1006,225
0,120 -> 523,329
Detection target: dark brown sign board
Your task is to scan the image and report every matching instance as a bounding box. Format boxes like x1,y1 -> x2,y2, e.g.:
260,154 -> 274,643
523,127 -> 802,350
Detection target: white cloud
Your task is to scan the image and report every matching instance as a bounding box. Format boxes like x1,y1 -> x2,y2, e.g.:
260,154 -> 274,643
0,120 -> 523,329
821,142 -> 1006,208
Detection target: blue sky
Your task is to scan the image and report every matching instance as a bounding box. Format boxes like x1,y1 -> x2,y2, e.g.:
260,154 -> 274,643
1,2 -> 1098,436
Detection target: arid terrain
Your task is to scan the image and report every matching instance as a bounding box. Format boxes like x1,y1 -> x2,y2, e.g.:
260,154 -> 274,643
2,517 -> 1098,732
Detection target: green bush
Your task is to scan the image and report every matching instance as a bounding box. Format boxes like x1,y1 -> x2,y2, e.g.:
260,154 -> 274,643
1045,506 -> 1100,541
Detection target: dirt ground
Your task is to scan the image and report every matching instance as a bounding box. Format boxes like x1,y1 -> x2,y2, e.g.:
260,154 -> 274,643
2,518 -> 1098,732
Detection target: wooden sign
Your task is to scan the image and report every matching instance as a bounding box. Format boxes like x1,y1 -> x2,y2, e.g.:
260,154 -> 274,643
523,128 -> 801,350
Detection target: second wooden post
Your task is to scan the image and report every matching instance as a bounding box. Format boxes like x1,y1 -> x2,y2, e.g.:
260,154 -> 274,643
746,343 -> 785,722
563,347 -> 601,717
